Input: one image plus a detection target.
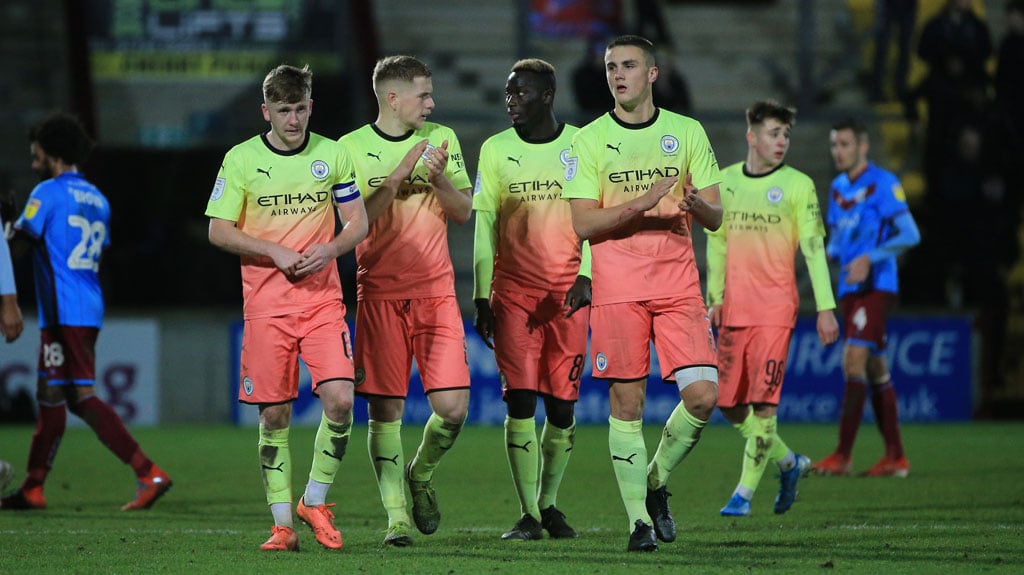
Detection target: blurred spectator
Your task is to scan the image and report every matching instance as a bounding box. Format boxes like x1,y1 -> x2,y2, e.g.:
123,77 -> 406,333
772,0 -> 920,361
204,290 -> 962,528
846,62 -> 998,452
992,1 -> 1024,393
529,0 -> 622,38
869,0 -> 918,102
995,0 -> 1024,157
1001,220 -> 1024,391
633,0 -> 673,48
904,0 -> 992,236
652,47 -> 693,116
933,120 -> 1014,395
933,122 -> 1010,303
572,36 -> 614,123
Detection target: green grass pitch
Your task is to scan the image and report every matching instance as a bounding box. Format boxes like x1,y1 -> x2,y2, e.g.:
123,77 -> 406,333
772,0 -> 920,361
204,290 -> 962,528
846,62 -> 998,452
1,422 -> 1022,574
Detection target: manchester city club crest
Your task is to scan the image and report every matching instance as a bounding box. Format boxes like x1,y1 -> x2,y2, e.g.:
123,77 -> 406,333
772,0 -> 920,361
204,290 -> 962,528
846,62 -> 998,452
661,135 -> 679,154
242,376 -> 254,396
311,159 -> 330,179
595,352 -> 608,372
766,186 -> 783,203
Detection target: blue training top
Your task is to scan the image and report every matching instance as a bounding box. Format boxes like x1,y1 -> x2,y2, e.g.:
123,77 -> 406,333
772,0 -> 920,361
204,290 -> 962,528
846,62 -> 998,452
15,171 -> 110,328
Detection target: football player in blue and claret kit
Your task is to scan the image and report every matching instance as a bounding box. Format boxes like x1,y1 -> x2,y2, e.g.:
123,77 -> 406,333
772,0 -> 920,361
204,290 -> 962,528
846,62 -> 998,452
1,112 -> 172,512
813,117 -> 920,478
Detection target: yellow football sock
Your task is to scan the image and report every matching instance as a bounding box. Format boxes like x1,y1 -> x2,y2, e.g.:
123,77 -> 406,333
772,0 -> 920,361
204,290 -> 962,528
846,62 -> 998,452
409,412 -> 463,481
737,411 -> 773,495
505,416 -> 540,518
538,418 -> 575,511
609,416 -> 649,529
309,411 -> 352,485
258,424 -> 291,505
766,415 -> 794,469
368,419 -> 409,526
648,400 -> 706,489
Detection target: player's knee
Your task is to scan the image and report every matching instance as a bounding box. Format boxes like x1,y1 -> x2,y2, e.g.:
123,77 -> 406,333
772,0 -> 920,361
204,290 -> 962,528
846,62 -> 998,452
325,389 -> 354,413
610,400 -> 645,421
719,405 -> 748,425
433,405 -> 468,427
543,397 -> 575,429
844,371 -> 869,382
867,359 -> 890,384
685,397 -> 715,421
37,384 -> 65,406
506,389 -> 538,419
680,381 -> 718,420
322,403 -> 353,424
428,387 -> 470,425
259,404 -> 291,429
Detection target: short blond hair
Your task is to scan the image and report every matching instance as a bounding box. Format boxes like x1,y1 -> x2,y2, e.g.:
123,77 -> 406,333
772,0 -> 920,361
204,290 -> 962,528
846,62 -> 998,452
372,55 -> 432,96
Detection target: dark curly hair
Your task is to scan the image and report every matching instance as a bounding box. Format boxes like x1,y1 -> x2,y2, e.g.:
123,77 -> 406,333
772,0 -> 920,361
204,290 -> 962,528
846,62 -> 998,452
29,112 -> 94,166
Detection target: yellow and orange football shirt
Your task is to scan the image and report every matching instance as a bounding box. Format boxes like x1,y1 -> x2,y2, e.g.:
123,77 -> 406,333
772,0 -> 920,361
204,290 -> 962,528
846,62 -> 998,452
561,109 -> 721,306
706,162 -> 835,328
339,122 -> 472,301
205,132 -> 358,319
473,123 -> 583,297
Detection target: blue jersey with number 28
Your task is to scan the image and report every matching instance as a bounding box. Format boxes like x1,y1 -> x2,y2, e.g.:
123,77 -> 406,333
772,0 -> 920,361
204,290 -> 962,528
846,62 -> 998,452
15,172 -> 110,329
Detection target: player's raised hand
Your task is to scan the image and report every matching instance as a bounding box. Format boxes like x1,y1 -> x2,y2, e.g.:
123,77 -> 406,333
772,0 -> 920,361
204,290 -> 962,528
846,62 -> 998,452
617,175 -> 678,224
678,173 -> 700,212
391,139 -> 430,183
642,175 -> 678,210
424,139 -> 450,180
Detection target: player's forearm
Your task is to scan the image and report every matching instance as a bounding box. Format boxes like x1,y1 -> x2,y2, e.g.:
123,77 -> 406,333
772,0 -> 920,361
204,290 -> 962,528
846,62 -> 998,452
208,218 -> 279,259
866,212 -> 920,264
692,202 -> 723,232
825,235 -> 838,262
362,184 -> 397,225
802,236 -> 837,311
577,241 -> 592,279
690,185 -> 722,231
473,210 -> 497,300
329,207 -> 368,258
2,294 -> 20,317
0,237 -> 15,296
329,225 -> 367,258
569,199 -> 641,240
432,176 -> 473,224
705,232 -> 726,306
1,294 -> 23,342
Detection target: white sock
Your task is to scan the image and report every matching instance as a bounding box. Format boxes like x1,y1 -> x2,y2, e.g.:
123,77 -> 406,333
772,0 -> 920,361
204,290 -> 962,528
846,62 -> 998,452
777,451 -> 796,472
271,502 -> 293,527
303,479 -> 330,506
